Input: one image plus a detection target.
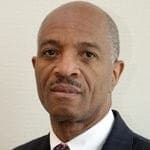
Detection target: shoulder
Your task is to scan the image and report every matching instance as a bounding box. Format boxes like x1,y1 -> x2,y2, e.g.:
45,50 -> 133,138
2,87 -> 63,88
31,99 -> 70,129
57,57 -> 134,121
133,133 -> 150,150
13,134 -> 50,150
109,110 -> 150,150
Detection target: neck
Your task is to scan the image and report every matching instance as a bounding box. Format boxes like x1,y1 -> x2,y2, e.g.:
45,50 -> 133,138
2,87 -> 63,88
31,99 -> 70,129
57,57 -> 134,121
50,105 -> 111,142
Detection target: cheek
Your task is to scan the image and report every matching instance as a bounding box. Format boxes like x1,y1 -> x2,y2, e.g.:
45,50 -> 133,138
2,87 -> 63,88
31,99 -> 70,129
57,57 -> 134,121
84,63 -> 112,101
36,60 -> 53,85
34,61 -> 55,101
94,67 -> 113,98
80,65 -> 98,105
80,66 -> 94,92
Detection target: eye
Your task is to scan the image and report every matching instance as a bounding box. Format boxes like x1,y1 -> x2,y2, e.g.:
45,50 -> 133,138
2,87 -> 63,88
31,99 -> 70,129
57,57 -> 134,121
83,50 -> 96,59
43,49 -> 59,57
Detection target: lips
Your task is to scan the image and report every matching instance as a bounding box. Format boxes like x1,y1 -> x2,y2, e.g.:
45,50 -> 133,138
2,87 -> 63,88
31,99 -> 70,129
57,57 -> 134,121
50,83 -> 81,94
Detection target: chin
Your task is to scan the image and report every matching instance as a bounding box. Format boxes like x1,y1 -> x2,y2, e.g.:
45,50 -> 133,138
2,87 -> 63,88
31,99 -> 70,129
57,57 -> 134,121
49,106 -> 80,122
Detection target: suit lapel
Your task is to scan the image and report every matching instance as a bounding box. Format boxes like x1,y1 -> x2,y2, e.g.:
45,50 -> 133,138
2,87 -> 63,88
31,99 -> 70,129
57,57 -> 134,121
102,110 -> 133,150
38,134 -> 50,150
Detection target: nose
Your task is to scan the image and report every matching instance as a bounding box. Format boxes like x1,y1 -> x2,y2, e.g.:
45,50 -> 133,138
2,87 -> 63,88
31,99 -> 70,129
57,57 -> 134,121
53,52 -> 80,77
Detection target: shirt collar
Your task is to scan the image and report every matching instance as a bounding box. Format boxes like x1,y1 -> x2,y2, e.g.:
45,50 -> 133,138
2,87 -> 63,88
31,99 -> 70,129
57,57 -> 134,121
50,109 -> 114,150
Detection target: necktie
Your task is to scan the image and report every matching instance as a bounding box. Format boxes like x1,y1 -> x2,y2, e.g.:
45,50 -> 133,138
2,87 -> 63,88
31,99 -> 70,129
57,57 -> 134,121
53,143 -> 70,150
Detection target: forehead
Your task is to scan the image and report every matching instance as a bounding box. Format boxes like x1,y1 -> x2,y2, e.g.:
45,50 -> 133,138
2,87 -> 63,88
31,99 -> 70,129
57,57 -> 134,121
38,3 -> 111,53
39,25 -> 102,47
40,20 -> 107,42
39,3 -> 108,36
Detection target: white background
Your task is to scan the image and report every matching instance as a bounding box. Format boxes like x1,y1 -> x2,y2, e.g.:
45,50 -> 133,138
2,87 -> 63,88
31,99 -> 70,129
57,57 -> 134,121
0,0 -> 150,149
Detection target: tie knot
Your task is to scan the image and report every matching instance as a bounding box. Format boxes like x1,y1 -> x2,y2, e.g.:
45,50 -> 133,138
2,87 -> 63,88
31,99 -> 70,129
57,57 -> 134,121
53,143 -> 70,150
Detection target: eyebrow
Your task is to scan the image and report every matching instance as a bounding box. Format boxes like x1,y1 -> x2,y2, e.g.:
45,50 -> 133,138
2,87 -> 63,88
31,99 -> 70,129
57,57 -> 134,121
39,39 -> 101,52
39,39 -> 62,49
76,42 -> 101,50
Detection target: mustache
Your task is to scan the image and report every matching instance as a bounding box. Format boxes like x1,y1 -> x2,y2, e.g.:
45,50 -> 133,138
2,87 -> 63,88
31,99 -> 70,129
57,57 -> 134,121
49,76 -> 82,89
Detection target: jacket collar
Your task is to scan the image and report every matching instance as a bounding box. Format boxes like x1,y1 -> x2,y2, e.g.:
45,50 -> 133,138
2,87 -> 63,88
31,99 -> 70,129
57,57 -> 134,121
102,110 -> 133,150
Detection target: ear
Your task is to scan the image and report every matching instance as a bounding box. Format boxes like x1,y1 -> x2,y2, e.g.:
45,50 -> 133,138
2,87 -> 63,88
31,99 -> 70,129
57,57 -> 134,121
111,60 -> 124,90
32,56 -> 37,68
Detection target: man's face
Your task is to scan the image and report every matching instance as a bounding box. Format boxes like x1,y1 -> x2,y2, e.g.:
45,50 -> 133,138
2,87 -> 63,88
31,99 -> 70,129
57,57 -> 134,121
33,8 -> 121,124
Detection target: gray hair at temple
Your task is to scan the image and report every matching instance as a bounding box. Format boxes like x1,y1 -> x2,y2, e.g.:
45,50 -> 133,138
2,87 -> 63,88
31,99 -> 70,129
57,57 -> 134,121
104,13 -> 120,63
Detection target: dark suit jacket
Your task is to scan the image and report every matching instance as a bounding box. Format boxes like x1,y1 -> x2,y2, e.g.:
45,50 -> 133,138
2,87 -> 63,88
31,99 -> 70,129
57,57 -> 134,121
14,110 -> 150,150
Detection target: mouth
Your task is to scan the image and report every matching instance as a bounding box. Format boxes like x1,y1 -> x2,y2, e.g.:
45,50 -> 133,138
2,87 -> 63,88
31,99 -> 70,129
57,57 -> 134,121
49,83 -> 81,94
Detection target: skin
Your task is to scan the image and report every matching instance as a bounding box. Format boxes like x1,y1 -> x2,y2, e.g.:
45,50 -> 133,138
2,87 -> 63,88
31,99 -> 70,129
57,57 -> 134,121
32,1 -> 124,142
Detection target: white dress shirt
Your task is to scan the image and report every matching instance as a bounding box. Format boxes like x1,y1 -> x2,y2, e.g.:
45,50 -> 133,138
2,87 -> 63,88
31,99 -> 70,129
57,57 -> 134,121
50,109 -> 114,150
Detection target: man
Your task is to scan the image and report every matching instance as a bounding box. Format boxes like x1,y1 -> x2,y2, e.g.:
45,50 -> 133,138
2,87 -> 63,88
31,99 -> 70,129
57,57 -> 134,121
14,1 -> 150,150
